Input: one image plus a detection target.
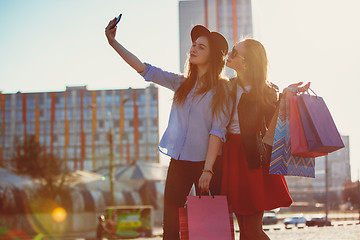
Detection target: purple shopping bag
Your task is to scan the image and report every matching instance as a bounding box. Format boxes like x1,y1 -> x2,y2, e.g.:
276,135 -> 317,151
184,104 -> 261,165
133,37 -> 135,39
290,96 -> 327,157
297,91 -> 344,153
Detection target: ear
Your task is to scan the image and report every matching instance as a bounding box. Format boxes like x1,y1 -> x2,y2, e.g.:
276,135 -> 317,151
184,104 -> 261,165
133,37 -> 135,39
242,63 -> 248,71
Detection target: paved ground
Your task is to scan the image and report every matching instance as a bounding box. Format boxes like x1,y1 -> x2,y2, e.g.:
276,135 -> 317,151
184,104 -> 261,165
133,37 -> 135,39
265,225 -> 360,240
12,221 -> 360,240
127,222 -> 360,240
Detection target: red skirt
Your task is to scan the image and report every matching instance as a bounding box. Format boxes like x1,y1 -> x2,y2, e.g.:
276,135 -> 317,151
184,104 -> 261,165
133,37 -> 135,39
221,133 -> 293,215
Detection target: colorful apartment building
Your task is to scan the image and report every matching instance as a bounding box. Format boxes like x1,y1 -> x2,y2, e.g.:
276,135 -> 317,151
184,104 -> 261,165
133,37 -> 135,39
0,84 -> 159,171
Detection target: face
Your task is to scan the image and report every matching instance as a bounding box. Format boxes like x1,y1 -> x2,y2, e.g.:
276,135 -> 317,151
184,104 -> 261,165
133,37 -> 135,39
226,42 -> 246,72
189,36 -> 211,66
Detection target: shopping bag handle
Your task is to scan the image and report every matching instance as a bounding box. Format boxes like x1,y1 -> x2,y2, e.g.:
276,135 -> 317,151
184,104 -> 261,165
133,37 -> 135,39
297,86 -> 318,97
198,190 -> 215,199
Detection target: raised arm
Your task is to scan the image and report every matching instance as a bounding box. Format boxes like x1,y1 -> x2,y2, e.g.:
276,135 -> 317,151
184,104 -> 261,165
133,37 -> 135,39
105,18 -> 146,73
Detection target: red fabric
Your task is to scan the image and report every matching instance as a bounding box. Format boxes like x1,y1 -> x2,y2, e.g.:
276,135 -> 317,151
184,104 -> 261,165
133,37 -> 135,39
221,134 -> 293,215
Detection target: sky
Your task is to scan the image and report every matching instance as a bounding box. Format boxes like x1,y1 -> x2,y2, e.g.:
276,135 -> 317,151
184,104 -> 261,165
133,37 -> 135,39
0,0 -> 359,181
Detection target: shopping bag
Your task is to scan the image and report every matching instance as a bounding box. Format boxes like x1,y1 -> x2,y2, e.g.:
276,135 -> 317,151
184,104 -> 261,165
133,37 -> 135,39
179,195 -> 234,240
263,103 -> 280,146
290,96 -> 327,157
269,96 -> 315,178
297,91 -> 344,153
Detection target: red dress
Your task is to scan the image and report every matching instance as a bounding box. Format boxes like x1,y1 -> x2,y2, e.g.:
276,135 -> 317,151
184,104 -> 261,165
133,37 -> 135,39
221,133 -> 293,215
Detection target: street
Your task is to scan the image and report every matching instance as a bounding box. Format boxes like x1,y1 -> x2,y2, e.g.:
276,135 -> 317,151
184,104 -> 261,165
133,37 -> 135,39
144,223 -> 360,240
50,221 -> 360,240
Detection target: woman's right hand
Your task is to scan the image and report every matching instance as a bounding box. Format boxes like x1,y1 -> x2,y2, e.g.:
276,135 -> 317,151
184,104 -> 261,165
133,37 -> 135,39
105,18 -> 118,45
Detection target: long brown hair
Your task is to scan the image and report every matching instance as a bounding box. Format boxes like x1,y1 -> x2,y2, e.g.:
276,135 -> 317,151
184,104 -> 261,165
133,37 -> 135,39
173,37 -> 230,119
237,39 -> 277,108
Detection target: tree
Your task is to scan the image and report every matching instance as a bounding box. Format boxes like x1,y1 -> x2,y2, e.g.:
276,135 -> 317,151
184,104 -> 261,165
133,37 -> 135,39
12,135 -> 68,199
14,135 -> 43,178
342,180 -> 359,206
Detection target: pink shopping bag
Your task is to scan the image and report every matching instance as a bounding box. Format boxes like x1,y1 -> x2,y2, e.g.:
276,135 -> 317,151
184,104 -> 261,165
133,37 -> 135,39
179,195 -> 234,240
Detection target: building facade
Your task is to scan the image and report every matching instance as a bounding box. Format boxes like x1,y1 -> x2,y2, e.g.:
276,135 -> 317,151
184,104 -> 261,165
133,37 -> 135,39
0,85 -> 159,171
285,135 -> 351,208
179,0 -> 253,75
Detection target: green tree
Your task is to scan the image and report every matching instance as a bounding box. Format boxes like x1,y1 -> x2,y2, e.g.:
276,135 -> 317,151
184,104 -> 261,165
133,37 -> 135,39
12,135 -> 68,199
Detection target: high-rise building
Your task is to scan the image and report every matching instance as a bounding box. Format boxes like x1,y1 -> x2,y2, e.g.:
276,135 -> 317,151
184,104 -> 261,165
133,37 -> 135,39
0,85 -> 159,171
179,0 -> 253,75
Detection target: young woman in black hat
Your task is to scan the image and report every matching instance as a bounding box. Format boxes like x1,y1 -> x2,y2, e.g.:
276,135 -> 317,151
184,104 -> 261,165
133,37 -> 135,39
105,18 -> 230,240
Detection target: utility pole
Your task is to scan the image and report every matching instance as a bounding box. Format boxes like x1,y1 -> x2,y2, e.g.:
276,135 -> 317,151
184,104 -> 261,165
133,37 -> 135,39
108,98 -> 128,206
325,155 -> 329,223
109,126 -> 114,206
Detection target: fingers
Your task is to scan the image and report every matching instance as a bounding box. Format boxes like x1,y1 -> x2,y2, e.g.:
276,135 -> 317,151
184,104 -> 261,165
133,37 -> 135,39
105,17 -> 117,33
298,82 -> 311,93
198,174 -> 211,192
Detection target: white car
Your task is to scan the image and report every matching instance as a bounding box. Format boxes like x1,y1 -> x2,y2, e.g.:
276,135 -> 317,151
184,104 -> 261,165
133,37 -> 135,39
283,214 -> 307,226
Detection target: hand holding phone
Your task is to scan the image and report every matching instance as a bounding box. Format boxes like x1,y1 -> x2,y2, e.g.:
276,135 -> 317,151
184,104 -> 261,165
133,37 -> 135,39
112,13 -> 122,29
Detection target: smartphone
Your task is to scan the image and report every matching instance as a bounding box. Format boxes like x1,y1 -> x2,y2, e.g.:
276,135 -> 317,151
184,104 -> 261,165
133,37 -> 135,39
112,13 -> 122,29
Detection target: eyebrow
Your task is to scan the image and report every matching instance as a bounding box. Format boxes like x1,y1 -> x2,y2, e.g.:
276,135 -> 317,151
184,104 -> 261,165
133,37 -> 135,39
193,42 -> 208,48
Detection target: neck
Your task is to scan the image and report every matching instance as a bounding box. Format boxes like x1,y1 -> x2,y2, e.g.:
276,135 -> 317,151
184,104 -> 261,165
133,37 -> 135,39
197,64 -> 208,79
236,71 -> 251,86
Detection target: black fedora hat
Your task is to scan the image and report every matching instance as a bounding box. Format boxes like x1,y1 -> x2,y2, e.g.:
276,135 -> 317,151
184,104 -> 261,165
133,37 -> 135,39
191,25 -> 229,57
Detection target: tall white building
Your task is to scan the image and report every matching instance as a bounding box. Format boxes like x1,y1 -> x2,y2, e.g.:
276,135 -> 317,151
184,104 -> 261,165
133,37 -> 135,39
179,0 -> 253,76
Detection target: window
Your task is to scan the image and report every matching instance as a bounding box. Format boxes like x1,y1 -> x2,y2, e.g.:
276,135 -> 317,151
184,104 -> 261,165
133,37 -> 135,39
106,94 -> 113,106
150,106 -> 157,117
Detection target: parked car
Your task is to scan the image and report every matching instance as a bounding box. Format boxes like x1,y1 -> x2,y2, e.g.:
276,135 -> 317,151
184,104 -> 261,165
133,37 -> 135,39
283,214 -> 307,226
262,213 -> 278,225
306,215 -> 331,226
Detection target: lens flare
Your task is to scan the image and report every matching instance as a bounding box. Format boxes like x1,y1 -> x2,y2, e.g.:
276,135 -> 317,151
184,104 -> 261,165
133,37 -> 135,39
51,207 -> 67,223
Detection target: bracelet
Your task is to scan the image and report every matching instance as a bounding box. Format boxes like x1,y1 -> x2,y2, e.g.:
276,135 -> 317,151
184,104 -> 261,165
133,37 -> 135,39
202,169 -> 214,175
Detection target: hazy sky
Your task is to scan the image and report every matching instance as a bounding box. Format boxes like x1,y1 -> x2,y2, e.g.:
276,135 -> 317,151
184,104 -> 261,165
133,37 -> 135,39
1,0 -> 359,181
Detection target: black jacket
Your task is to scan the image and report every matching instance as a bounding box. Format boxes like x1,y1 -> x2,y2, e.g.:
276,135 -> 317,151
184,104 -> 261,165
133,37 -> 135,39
231,78 -> 279,169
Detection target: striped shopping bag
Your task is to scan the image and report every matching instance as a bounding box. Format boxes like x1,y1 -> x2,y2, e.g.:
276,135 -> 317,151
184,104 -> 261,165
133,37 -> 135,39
269,96 -> 315,178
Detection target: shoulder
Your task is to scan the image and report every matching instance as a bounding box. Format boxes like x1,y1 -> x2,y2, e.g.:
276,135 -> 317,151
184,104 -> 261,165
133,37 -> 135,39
265,81 -> 279,103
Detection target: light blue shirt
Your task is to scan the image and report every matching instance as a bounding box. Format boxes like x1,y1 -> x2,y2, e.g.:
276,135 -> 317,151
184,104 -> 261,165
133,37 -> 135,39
139,63 -> 229,162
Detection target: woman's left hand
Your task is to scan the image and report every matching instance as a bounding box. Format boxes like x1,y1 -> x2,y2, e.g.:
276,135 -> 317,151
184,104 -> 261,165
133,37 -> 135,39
283,82 -> 310,97
198,171 -> 212,193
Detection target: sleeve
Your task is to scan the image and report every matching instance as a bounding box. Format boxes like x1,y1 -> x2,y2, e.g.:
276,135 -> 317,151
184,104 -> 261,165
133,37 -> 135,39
209,86 -> 233,143
138,63 -> 184,91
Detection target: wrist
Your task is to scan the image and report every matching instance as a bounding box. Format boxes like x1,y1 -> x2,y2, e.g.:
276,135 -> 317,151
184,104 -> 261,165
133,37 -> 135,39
202,169 -> 214,175
107,38 -> 117,46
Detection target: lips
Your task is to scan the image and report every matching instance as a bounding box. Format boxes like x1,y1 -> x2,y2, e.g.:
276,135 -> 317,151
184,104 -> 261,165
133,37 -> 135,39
190,53 -> 196,58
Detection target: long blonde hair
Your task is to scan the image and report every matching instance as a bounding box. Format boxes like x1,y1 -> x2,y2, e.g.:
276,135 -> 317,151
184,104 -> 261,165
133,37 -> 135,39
174,37 -> 230,119
237,39 -> 277,108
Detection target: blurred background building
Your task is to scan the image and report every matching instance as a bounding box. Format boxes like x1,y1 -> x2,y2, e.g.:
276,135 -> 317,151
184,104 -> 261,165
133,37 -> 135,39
0,84 -> 159,171
179,0 -> 253,76
285,135 -> 351,210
